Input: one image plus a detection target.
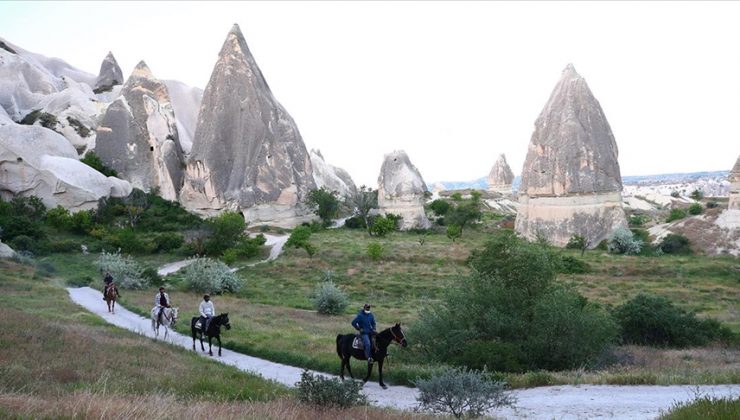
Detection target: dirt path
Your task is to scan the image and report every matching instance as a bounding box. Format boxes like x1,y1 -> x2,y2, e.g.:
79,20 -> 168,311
66,287 -> 738,418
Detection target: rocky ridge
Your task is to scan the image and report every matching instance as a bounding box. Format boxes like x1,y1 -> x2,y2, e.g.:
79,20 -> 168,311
310,149 -> 357,198
377,150 -> 431,230
93,52 -> 124,94
487,153 -> 514,194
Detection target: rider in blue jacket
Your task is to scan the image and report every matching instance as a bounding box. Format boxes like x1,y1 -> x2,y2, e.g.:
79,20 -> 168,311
351,303 -> 377,363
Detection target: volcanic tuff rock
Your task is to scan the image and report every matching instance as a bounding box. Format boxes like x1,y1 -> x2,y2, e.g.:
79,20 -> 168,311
95,61 -> 185,201
0,239 -> 15,259
515,64 -> 627,247
180,24 -> 315,226
487,154 -> 514,194
377,150 -> 431,230
310,149 -> 357,198
0,123 -> 131,210
163,80 -> 203,155
729,155 -> 740,211
94,52 -> 124,94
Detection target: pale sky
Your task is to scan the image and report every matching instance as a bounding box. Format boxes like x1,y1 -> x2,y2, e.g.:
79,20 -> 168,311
2,1 -> 738,187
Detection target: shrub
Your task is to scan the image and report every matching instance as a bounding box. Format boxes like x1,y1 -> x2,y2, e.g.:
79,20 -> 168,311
565,234 -> 586,250
9,235 -> 35,253
313,277 -> 349,315
69,210 -> 94,234
415,367 -> 515,418
204,211 -> 246,256
667,208 -> 688,222
49,239 -> 80,253
80,152 -> 118,177
153,232 -> 184,252
607,227 -> 643,255
96,251 -> 148,289
366,242 -> 384,261
295,370 -> 367,408
429,199 -> 451,216
306,187 -> 340,227
688,203 -> 703,215
286,226 -> 316,257
689,189 -> 704,201
368,215 -> 395,237
107,228 -> 156,254
141,267 -> 163,288
629,214 -> 649,227
595,239 -> 608,250
615,294 -> 733,347
183,257 -> 241,294
660,234 -> 691,255
670,191 -> 681,198
45,206 -> 72,230
343,215 -> 366,229
66,116 -> 91,137
559,255 -> 591,274
446,224 -> 461,241
235,234 -> 266,258
658,395 -> 740,420
20,109 -> 58,129
222,248 -> 238,265
706,201 -> 719,209
450,192 -> 463,201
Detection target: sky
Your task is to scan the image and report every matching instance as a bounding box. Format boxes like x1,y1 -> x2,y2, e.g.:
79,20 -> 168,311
1,1 -> 739,187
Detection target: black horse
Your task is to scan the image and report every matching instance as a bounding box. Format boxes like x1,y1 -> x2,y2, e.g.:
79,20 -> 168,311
336,323 -> 407,389
191,313 -> 231,356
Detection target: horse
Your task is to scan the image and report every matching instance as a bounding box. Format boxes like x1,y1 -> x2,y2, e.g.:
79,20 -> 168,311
151,306 -> 178,341
104,283 -> 118,314
191,313 -> 231,357
336,323 -> 407,389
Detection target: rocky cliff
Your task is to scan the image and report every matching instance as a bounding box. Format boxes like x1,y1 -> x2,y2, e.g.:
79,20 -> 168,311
93,52 -> 124,94
310,149 -> 357,198
515,64 -> 627,246
95,61 -> 185,201
180,24 -> 315,226
728,156 -> 740,211
377,150 -> 431,230
487,153 -> 514,194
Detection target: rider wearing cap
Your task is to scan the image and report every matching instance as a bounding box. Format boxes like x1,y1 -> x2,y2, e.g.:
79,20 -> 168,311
154,286 -> 171,324
351,303 -> 377,363
199,294 -> 215,331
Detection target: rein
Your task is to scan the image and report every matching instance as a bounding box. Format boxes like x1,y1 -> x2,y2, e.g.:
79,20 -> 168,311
389,328 -> 404,344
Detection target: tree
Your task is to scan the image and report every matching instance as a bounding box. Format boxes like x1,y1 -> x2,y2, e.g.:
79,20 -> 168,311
689,189 -> 704,201
286,226 -> 317,257
123,189 -> 149,228
306,187 -> 340,227
348,185 -> 378,234
205,211 -> 246,255
445,199 -> 481,237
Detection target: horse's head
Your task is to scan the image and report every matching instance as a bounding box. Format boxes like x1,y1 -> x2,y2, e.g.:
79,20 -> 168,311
170,307 -> 179,325
391,323 -> 407,348
221,313 -> 231,330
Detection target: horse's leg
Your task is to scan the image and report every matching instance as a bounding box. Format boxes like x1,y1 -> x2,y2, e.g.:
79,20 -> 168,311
192,327 -> 197,350
111,299 -> 115,314
345,356 -> 355,379
339,355 -> 345,380
378,358 -> 387,389
208,336 -> 213,356
164,325 -> 168,341
363,359 -> 373,384
217,335 -> 222,357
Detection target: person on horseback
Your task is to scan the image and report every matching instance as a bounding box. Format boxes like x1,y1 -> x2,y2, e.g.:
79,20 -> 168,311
154,286 -> 171,324
198,294 -> 215,331
102,271 -> 119,300
351,303 -> 377,363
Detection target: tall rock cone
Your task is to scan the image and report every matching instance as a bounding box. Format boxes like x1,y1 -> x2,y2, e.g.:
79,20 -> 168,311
95,61 -> 185,201
515,64 -> 627,247
180,24 -> 315,226
728,155 -> 740,211
94,52 -> 124,94
377,150 -> 431,230
487,153 -> 514,194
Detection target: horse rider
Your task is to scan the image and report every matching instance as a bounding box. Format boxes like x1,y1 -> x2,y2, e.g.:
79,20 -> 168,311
198,294 -> 215,331
351,303 -> 377,363
154,286 -> 171,324
102,271 -> 119,300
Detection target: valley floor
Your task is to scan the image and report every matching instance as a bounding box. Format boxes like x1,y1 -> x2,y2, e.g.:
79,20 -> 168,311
68,287 -> 740,419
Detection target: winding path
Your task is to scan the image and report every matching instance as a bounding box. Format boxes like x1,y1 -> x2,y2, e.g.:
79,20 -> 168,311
67,287 -> 738,419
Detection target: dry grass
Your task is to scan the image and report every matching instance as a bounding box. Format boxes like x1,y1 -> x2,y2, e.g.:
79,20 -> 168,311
0,391 -> 436,420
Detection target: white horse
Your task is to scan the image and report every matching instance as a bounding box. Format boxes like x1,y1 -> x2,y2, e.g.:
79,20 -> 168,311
151,306 -> 178,340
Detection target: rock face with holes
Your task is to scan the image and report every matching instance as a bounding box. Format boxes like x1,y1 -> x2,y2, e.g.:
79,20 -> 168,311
95,61 -> 185,201
728,155 -> 740,211
180,24 -> 315,226
515,64 -> 627,247
377,150 -> 431,230
310,149 -> 357,199
487,153 -> 514,194
93,52 -> 124,94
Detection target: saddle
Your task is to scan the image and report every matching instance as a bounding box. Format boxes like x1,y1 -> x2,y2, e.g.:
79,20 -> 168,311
194,320 -> 203,330
351,334 -> 378,351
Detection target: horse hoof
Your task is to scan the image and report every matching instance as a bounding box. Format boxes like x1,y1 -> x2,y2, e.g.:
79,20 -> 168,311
381,384 -> 388,390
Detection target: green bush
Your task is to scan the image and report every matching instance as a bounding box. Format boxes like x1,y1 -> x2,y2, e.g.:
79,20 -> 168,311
559,255 -> 591,274
429,199 -> 451,216
689,189 -> 704,201
659,395 -> 739,420
45,206 -> 72,230
607,228 -> 643,255
312,277 -> 349,315
565,234 -> 586,250
106,228 -> 156,254
204,211 -> 246,256
20,109 -> 58,129
306,187 -> 340,227
48,239 -> 80,253
96,251 -> 148,290
286,226 -> 316,257
183,257 -> 242,294
706,201 -> 719,209
415,367 -> 514,418
667,208 -> 688,222
295,370 -> 367,408
69,210 -> 94,234
153,232 -> 184,252
222,248 -> 238,265
66,116 -> 91,137
670,191 -> 681,198
9,235 -> 35,253
369,215 -> 397,237
366,242 -> 384,261
660,234 -> 691,255
80,151 -> 118,177
629,214 -> 649,226
446,225 -> 462,242
615,294 -> 733,347
688,203 -> 703,215
343,216 -> 366,229
141,267 -> 163,288
0,196 -> 47,243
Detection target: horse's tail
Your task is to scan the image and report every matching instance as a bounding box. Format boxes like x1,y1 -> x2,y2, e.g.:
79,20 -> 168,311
336,334 -> 342,358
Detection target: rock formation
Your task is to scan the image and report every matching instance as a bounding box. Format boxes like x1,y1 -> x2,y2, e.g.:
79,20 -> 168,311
93,52 -> 124,94
95,61 -> 185,201
728,155 -> 740,211
515,64 -> 627,247
180,24 -> 315,226
0,239 -> 15,259
163,80 -> 203,155
487,154 -> 514,194
377,150 -> 431,230
310,149 -> 357,198
0,123 -> 131,210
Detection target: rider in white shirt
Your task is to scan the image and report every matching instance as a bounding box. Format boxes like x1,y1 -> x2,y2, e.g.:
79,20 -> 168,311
154,287 -> 171,324
199,294 -> 215,331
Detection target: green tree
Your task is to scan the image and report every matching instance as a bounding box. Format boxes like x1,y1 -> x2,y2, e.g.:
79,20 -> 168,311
286,226 -> 317,257
348,185 -> 378,234
689,189 -> 704,201
204,211 -> 246,256
445,199 -> 481,237
80,151 -> 118,177
429,199 -> 451,216
369,215 -> 396,237
306,187 -> 340,227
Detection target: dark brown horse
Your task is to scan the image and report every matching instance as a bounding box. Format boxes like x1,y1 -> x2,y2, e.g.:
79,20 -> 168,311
104,283 -> 119,314
191,313 -> 231,357
336,323 -> 407,389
